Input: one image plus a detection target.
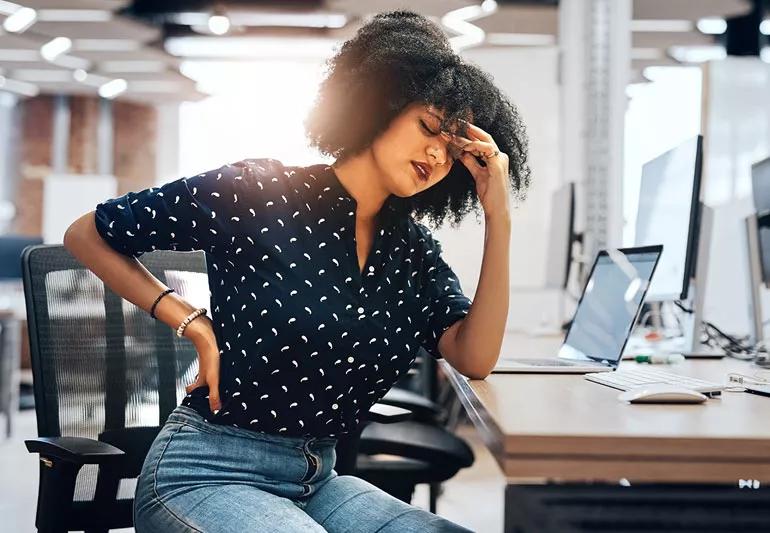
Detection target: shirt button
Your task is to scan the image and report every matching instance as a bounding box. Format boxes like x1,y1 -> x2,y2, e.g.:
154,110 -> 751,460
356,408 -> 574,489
357,306 -> 364,314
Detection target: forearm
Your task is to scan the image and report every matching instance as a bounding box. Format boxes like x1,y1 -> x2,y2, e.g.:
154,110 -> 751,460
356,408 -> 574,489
63,211 -> 211,342
454,213 -> 511,377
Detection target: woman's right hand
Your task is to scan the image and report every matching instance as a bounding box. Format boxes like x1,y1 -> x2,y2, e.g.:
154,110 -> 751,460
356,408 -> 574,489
183,315 -> 222,414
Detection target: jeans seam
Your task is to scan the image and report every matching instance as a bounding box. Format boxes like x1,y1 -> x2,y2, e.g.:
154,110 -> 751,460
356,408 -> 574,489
372,509 -> 423,533
149,423 -> 204,533
318,488 -> 379,528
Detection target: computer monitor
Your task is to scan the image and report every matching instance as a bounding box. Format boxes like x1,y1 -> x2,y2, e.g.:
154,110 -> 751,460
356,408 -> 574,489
750,156 -> 770,287
0,235 -> 43,279
634,135 -> 703,302
545,182 -> 576,290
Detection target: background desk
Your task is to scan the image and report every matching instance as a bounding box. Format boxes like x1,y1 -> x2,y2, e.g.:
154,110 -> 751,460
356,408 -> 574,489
441,333 -> 770,531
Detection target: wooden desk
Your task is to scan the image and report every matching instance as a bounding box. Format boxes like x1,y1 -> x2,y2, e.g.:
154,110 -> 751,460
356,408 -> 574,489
442,333 -> 770,485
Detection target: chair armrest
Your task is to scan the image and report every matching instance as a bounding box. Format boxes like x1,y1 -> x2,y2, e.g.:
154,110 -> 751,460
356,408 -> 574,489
367,403 -> 413,424
25,436 -> 125,465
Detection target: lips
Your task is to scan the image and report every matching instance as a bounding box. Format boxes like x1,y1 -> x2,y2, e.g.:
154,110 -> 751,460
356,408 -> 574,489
411,161 -> 431,182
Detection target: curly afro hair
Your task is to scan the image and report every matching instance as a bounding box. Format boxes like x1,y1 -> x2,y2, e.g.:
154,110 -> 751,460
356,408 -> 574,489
304,10 -> 530,228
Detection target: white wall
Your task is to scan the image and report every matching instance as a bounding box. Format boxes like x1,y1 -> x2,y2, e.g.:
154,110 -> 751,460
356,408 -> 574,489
430,46 -> 562,331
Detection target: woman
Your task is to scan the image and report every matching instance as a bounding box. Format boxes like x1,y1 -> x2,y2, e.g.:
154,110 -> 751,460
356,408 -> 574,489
64,10 -> 528,533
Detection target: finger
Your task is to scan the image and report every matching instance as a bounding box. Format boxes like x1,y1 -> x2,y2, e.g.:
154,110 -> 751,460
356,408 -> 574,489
207,374 -> 221,413
453,138 -> 497,158
185,374 -> 203,394
460,151 -> 485,172
459,119 -> 494,142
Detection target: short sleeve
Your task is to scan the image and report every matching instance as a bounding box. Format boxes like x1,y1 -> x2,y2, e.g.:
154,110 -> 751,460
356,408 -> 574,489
94,159 -> 289,258
418,227 -> 473,360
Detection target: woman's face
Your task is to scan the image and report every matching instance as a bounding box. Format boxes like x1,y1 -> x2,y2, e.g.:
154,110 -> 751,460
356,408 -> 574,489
369,102 -> 463,197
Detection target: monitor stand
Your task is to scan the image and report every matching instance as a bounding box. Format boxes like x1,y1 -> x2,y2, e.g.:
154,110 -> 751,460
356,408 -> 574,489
745,212 -> 765,344
678,205 -> 722,357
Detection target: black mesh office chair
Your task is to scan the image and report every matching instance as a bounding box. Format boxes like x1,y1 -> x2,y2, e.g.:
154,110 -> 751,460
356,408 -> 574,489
22,245 -> 471,532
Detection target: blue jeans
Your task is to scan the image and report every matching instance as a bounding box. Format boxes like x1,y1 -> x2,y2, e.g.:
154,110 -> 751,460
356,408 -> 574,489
134,405 -> 473,532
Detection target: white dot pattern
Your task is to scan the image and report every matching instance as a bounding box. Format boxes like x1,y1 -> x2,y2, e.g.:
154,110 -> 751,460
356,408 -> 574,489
93,159 -> 472,437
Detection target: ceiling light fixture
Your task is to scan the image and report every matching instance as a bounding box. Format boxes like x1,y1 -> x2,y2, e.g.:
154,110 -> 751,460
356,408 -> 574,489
0,75 -> 39,96
3,6 -> 37,33
98,78 -> 127,99
441,0 -> 498,52
696,18 -> 727,35
208,12 -> 231,35
760,19 -> 770,36
630,19 -> 693,32
36,9 -> 112,22
40,37 -> 72,62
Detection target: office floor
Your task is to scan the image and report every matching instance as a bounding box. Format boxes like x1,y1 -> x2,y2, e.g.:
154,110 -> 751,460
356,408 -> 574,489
0,409 -> 504,533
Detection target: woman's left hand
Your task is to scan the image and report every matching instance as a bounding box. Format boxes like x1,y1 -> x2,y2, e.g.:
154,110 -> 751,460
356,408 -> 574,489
443,121 -> 510,219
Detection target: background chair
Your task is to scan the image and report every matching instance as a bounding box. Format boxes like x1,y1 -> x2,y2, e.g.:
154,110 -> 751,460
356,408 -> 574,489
22,245 -> 472,532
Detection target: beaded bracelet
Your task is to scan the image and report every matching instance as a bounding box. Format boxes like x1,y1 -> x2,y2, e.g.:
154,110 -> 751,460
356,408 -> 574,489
150,288 -> 175,319
176,308 -> 208,338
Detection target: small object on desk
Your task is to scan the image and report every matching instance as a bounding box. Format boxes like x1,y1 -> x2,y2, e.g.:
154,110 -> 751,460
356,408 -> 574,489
744,383 -> 770,397
635,353 -> 685,364
617,384 -> 708,404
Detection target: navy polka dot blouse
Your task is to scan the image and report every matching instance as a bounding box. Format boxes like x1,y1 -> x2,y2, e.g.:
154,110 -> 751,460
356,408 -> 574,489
94,159 -> 472,437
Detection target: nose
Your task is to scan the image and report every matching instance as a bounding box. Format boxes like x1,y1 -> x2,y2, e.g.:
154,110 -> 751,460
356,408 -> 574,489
428,141 -> 450,166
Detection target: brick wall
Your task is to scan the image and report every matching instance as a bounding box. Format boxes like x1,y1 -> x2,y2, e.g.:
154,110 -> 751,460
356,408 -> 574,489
12,95 -> 158,236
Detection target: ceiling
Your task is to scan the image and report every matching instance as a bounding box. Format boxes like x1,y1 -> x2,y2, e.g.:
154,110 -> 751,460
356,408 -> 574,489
0,0 -> 762,102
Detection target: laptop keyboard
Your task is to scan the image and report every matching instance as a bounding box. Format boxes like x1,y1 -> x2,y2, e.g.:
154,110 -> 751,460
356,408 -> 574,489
585,368 -> 724,393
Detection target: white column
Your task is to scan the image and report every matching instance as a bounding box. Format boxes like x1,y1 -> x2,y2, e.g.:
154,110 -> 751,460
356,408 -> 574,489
559,0 -> 630,270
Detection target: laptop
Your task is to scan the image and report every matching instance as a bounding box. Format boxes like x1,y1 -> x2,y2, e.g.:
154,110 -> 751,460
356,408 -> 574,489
494,245 -> 663,373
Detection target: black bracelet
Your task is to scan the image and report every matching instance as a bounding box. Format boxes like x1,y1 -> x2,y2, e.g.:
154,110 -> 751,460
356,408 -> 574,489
150,288 -> 175,319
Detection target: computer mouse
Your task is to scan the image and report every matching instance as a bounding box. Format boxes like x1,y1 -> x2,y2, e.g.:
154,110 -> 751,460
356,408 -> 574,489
617,384 -> 708,404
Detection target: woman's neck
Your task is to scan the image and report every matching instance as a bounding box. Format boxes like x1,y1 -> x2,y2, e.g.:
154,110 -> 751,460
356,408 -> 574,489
332,151 -> 390,221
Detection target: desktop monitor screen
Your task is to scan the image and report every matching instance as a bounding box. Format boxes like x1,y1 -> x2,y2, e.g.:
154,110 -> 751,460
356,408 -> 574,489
634,136 -> 703,301
0,235 -> 43,279
558,246 -> 661,364
751,156 -> 770,285
545,182 -> 575,290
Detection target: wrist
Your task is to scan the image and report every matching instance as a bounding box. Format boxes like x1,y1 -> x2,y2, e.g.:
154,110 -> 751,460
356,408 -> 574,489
183,314 -> 214,343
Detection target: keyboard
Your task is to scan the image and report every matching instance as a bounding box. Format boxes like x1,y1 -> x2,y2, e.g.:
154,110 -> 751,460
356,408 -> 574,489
585,367 -> 725,396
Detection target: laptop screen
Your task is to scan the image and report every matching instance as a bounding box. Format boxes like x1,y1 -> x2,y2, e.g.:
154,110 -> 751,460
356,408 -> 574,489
558,247 -> 662,365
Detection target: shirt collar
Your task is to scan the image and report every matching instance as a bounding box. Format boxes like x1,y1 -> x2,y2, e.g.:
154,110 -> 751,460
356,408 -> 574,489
312,164 -> 399,231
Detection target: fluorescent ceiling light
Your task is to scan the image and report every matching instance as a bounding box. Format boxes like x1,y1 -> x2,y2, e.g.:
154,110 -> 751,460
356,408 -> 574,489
128,80 -> 186,93
12,69 -> 75,82
208,14 -> 230,35
3,6 -> 37,33
98,78 -> 127,99
485,33 -> 555,46
0,75 -> 39,96
761,47 -> 770,63
696,18 -> 727,35
630,19 -> 693,32
669,45 -> 726,63
172,11 -> 347,28
73,69 -> 88,82
0,49 -> 40,61
0,1 -> 21,16
100,60 -> 167,73
73,39 -> 142,52
37,9 -> 112,22
52,54 -> 90,70
165,36 -> 339,60
442,0 -> 498,52
760,19 -> 770,36
40,37 -> 72,62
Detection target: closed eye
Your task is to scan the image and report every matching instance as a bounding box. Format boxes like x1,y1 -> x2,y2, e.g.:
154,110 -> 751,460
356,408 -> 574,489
419,120 -> 439,136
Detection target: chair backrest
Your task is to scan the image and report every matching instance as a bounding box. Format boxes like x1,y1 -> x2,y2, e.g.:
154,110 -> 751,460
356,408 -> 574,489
22,245 -> 210,502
